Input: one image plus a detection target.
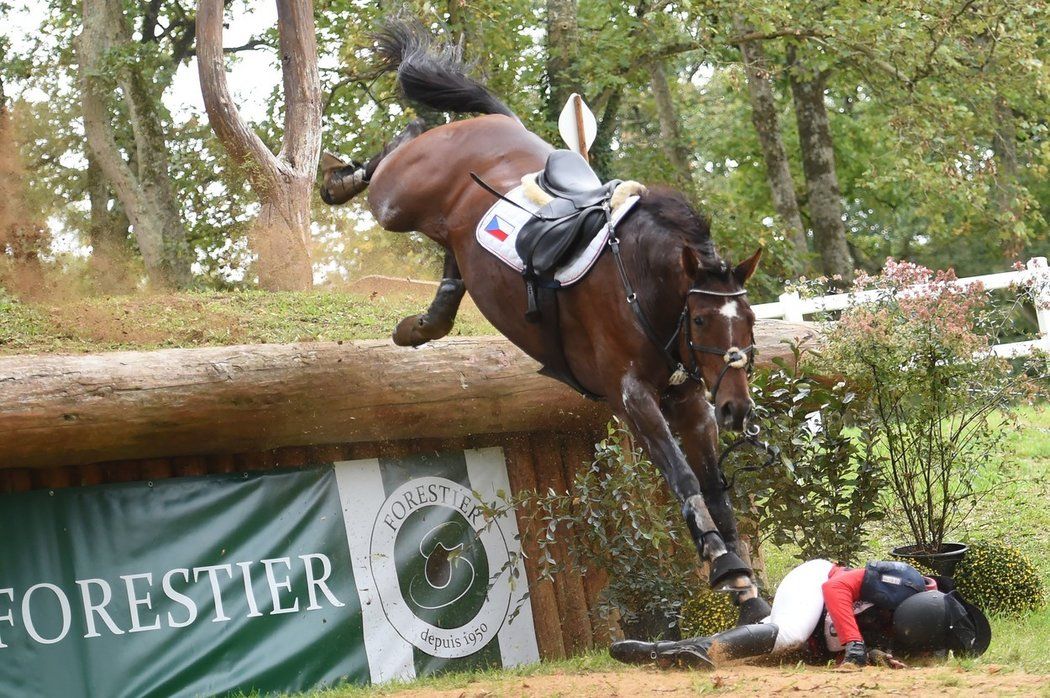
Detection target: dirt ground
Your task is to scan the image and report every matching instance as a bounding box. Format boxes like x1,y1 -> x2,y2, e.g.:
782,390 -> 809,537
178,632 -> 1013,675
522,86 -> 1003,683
387,664 -> 1048,697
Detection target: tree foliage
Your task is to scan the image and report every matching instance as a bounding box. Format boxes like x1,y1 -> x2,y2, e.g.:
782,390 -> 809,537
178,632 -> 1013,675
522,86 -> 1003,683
0,0 -> 1045,293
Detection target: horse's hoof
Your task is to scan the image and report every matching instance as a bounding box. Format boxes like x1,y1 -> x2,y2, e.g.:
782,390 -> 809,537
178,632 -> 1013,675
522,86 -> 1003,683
321,151 -> 349,173
709,552 -> 752,590
321,153 -> 368,205
392,315 -> 429,347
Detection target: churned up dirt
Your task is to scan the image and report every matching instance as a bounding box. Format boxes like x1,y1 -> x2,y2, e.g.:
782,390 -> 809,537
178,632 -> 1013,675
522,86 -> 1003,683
386,664 -> 1047,697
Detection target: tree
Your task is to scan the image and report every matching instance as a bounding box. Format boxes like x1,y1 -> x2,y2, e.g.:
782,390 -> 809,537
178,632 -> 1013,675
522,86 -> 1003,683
788,45 -> 853,282
732,15 -> 807,269
545,0 -> 582,127
196,0 -> 322,290
78,0 -> 192,288
649,60 -> 693,191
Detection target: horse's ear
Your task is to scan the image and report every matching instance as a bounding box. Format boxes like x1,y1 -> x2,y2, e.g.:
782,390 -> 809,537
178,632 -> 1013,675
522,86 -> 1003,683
681,246 -> 702,278
733,248 -> 762,285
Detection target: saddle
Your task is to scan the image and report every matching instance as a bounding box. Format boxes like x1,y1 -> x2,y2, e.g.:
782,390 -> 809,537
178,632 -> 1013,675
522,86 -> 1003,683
516,151 -> 620,315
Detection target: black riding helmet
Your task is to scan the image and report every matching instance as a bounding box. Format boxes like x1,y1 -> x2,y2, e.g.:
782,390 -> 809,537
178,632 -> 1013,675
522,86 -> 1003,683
893,590 -> 991,656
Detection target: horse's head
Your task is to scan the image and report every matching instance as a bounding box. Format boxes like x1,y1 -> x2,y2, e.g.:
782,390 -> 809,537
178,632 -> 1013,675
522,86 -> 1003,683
679,248 -> 762,431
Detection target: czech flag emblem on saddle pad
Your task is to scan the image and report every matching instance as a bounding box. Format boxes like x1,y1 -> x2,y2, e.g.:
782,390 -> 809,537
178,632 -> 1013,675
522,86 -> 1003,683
484,215 -> 513,242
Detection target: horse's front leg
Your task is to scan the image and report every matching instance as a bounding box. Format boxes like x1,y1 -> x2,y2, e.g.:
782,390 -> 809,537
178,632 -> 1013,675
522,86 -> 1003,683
665,390 -> 768,620
664,389 -> 742,555
618,374 -> 753,590
392,250 -> 466,347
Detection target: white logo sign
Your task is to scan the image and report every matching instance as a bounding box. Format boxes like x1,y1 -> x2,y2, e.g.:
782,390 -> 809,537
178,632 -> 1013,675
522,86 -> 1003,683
369,477 -> 512,659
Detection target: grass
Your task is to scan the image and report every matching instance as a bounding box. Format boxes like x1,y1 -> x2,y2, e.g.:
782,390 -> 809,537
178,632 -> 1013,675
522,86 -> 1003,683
0,288 -> 496,354
273,652 -> 622,698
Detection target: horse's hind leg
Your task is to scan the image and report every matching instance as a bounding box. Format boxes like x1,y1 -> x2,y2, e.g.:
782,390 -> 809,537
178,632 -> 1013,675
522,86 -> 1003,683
392,251 -> 466,347
320,118 -> 428,205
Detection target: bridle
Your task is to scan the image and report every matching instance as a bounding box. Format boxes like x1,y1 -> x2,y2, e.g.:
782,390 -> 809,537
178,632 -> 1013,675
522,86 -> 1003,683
607,227 -> 755,405
671,287 -> 756,403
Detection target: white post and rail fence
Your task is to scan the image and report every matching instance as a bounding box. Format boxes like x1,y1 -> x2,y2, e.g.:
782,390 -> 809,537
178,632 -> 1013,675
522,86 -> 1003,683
752,257 -> 1050,358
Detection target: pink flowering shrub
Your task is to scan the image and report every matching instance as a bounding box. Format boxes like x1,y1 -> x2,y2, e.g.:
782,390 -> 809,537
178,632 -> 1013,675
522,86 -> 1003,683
822,261 -> 1025,553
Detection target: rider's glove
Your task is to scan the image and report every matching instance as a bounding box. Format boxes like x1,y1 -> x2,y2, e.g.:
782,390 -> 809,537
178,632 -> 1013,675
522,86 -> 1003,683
843,641 -> 868,666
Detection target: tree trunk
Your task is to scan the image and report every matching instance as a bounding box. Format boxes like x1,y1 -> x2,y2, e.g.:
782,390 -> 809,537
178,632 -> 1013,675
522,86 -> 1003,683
0,321 -> 818,471
0,85 -> 45,276
589,89 -> 622,180
992,97 -> 1022,260
85,154 -> 135,292
545,0 -> 581,126
649,61 -> 693,191
446,0 -> 473,57
788,51 -> 854,282
196,0 -> 320,291
78,0 -> 192,289
733,16 -> 808,269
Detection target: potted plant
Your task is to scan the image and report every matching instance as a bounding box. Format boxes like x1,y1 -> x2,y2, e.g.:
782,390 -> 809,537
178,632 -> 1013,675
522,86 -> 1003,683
822,261 -> 1025,575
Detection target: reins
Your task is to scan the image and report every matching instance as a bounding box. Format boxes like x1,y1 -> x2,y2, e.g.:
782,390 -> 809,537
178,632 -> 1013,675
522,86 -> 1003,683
717,424 -> 782,492
604,203 -> 754,404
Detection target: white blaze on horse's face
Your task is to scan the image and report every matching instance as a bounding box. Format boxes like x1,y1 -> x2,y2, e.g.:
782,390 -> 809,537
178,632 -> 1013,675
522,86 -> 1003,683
718,300 -> 739,320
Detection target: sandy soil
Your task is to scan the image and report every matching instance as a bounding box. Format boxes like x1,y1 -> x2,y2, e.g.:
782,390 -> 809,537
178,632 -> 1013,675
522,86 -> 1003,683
388,664 -> 1048,697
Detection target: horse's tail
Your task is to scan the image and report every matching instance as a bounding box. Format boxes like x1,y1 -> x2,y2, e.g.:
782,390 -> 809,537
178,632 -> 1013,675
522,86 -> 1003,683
373,19 -> 517,119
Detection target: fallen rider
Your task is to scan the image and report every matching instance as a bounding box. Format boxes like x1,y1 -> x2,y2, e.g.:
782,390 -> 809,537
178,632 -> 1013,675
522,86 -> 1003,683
610,559 -> 991,670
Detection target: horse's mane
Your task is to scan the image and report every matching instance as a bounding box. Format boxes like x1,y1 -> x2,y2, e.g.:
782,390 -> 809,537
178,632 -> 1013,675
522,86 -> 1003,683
631,186 -> 721,269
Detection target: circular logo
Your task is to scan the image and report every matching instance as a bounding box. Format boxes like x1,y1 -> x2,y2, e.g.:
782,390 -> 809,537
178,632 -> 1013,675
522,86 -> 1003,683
370,477 -> 511,658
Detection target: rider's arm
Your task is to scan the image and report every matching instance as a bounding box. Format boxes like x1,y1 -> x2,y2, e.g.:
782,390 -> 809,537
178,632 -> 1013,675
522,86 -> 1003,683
821,567 -> 866,646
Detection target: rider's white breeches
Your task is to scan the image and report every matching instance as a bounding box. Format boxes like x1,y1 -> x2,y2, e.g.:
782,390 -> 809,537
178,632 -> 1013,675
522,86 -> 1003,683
761,558 -> 834,653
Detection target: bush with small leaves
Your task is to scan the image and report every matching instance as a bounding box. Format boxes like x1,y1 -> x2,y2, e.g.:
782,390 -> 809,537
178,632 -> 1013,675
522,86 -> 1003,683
508,420 -> 704,641
679,588 -> 737,638
952,542 -> 1045,617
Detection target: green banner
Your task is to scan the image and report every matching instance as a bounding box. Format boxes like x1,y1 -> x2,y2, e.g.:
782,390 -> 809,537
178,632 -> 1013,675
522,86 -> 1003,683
0,468 -> 368,697
0,450 -> 540,696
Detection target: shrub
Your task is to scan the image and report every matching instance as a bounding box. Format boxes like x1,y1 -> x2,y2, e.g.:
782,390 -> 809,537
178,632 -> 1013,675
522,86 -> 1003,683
679,588 -> 737,638
821,261 -> 1030,553
511,420 -> 703,640
725,343 -> 886,566
953,542 -> 1045,617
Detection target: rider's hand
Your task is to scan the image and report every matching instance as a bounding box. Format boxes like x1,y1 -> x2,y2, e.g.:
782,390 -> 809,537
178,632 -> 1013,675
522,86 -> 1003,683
843,641 -> 868,666
867,649 -> 907,669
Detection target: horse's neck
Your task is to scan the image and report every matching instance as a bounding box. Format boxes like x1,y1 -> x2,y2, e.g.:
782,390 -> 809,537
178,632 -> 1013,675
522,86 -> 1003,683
627,234 -> 688,339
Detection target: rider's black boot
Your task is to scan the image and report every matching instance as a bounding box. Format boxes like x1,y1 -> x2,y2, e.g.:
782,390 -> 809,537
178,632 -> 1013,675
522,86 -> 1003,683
704,622 -> 779,662
610,623 -> 779,669
610,638 -> 716,669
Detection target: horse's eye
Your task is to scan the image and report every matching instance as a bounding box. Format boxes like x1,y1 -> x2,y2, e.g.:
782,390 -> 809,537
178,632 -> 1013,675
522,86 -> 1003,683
693,316 -> 704,326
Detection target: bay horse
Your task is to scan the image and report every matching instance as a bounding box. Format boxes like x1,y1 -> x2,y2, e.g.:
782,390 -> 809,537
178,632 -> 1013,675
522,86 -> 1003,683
323,21 -> 767,615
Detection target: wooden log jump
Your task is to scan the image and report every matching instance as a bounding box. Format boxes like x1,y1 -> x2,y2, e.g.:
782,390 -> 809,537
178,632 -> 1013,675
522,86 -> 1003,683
0,321 -> 817,470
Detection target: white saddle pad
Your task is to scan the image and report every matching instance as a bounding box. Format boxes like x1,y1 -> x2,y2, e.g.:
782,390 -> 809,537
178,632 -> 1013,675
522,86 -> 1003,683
474,184 -> 640,287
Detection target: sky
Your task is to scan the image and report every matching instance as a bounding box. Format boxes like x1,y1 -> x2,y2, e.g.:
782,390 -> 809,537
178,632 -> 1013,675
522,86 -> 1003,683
5,2 -> 281,126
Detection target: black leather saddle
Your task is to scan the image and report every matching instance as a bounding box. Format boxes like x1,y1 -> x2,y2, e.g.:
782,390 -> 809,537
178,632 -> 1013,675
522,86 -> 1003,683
516,151 -> 620,287
536,150 -> 616,207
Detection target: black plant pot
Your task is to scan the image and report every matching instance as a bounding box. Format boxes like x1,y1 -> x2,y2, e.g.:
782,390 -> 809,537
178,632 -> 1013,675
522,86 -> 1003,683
891,542 -> 969,576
